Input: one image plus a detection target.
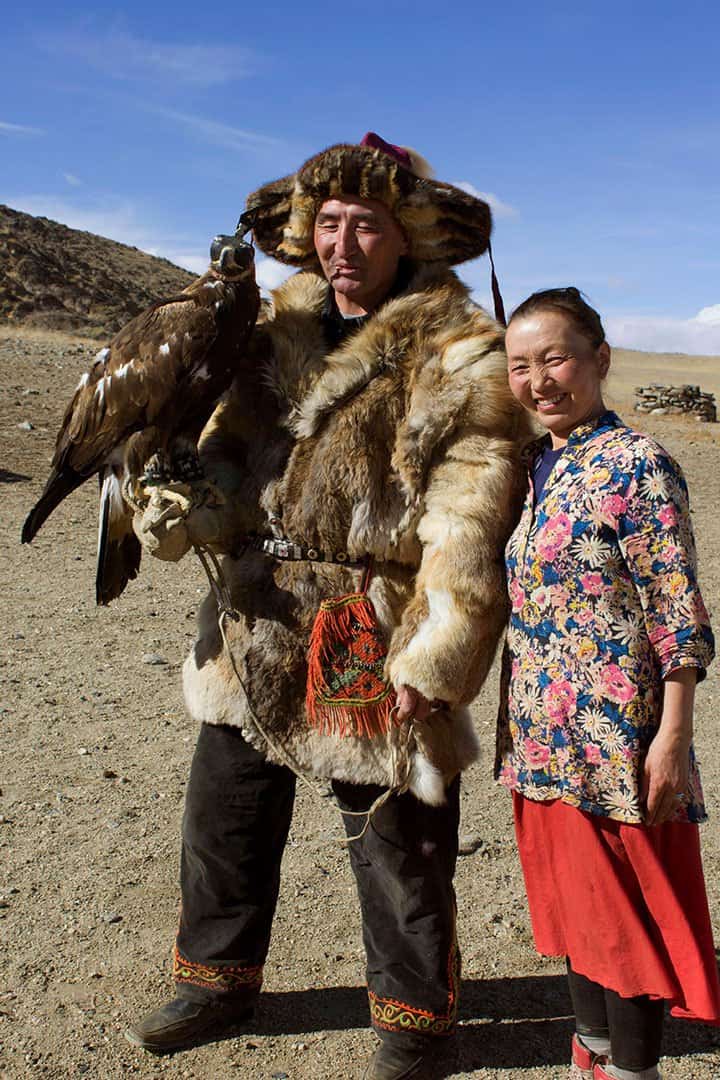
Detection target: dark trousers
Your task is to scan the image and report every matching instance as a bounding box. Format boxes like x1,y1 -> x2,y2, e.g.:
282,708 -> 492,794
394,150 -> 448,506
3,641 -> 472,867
174,723 -> 461,1046
567,961 -> 665,1071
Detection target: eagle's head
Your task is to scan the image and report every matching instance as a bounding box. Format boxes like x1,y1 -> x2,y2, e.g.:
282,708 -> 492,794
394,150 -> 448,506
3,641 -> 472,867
210,235 -> 255,279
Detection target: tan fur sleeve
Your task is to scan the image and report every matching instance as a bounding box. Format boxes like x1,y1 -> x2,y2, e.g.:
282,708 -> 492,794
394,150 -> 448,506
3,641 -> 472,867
386,425 -> 524,705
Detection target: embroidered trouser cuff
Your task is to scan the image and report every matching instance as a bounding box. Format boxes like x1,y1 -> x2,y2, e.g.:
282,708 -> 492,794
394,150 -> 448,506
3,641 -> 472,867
174,946 -> 264,1000
334,777 -> 461,1049
174,723 -> 296,1005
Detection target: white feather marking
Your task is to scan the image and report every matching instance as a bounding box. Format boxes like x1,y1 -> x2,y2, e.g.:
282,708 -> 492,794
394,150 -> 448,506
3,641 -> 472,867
194,363 -> 211,381
95,347 -> 110,364
114,361 -> 132,379
77,371 -> 90,391
95,379 -> 106,404
98,471 -> 124,550
159,342 -> 171,356
203,280 -> 221,290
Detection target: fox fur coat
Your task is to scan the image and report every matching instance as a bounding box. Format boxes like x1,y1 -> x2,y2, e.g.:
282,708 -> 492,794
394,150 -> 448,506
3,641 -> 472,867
135,262 -> 528,804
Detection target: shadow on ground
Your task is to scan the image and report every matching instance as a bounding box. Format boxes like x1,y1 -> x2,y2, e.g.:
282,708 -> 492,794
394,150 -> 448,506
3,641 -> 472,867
193,975 -> 720,1073
0,468 -> 32,483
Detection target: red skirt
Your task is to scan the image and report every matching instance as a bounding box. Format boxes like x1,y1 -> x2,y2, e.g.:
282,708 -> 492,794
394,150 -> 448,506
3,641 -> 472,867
513,792 -> 720,1024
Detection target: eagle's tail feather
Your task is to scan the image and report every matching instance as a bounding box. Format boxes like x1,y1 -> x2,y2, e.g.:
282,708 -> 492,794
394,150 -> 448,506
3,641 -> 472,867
21,468 -> 85,544
95,469 -> 141,605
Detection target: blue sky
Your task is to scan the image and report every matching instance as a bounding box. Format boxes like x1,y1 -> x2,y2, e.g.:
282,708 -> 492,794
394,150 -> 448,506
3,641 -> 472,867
2,1 -> 719,353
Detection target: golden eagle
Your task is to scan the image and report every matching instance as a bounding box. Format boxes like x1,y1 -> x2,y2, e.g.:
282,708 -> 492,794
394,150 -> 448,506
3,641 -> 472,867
21,235 -> 260,604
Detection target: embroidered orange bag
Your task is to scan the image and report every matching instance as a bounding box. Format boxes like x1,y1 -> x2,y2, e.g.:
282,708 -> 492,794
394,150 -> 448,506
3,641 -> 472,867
305,562 -> 397,738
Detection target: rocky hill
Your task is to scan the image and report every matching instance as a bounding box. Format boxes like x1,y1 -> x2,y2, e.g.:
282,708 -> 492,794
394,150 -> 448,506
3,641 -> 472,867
0,204 -> 196,338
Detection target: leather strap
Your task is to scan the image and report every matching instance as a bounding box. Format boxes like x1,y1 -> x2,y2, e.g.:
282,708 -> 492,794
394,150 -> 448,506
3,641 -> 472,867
488,240 -> 506,327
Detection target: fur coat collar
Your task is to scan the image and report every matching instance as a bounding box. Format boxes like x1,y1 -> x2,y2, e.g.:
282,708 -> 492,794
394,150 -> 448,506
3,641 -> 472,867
263,263 -> 506,513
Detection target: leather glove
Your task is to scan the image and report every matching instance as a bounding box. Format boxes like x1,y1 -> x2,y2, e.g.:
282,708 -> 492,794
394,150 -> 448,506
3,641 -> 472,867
132,480 -> 225,562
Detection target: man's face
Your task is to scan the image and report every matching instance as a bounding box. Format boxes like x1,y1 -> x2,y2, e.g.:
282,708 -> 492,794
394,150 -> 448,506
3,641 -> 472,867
313,196 -> 408,316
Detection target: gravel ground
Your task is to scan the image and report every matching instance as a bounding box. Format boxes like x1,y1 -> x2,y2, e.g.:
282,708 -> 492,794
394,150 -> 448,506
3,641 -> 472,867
1,329 -> 719,1079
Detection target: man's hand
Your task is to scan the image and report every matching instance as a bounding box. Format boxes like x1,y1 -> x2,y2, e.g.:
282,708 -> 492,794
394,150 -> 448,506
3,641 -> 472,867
395,684 -> 433,724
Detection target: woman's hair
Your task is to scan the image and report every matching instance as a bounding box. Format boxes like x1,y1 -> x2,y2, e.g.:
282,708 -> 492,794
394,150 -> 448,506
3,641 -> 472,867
508,287 -> 605,348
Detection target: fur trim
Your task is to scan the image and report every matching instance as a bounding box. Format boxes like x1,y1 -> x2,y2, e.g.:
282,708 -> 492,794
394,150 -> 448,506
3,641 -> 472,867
244,143 -> 491,268
401,146 -> 434,180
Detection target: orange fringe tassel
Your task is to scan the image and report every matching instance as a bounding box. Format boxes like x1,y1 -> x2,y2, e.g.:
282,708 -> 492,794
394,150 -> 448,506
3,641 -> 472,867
306,592 -> 397,738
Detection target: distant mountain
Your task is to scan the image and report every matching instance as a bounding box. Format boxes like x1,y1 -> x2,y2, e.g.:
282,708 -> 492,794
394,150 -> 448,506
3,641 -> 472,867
0,205 -> 196,338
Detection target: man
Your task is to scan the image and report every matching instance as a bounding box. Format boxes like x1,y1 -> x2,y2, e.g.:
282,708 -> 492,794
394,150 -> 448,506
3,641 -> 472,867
127,133 -> 528,1079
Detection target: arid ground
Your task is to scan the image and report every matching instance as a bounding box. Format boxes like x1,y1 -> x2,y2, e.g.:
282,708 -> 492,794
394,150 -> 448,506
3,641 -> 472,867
2,328 -> 719,1079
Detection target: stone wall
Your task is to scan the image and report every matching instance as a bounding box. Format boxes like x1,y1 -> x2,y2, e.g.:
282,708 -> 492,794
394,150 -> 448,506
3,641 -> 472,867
634,384 -> 717,422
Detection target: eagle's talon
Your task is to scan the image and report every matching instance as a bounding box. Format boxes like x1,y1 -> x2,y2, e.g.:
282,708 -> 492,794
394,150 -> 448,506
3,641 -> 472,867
141,450 -> 173,486
170,448 -> 204,483
122,475 -> 151,513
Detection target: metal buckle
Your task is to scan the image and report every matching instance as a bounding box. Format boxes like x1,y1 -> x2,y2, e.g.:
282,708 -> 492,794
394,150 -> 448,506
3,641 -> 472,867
262,538 -> 289,559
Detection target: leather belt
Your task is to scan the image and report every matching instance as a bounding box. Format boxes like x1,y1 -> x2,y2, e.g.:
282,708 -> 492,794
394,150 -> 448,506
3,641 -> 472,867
252,536 -> 365,567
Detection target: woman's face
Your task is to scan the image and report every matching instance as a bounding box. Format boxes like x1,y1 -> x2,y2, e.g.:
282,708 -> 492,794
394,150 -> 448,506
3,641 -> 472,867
505,309 -> 610,446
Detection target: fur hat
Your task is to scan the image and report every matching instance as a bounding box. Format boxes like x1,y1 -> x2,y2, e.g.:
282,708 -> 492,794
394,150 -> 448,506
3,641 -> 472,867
240,133 -> 492,267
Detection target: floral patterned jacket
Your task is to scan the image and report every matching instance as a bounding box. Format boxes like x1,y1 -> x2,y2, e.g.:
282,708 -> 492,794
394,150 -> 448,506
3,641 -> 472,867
495,411 -> 714,824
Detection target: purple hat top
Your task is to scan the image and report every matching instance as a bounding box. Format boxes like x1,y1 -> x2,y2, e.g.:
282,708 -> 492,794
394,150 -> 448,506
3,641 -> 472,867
360,132 -> 413,171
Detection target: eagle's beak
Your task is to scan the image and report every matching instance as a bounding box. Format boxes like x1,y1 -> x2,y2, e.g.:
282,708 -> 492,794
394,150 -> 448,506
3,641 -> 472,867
210,235 -> 255,276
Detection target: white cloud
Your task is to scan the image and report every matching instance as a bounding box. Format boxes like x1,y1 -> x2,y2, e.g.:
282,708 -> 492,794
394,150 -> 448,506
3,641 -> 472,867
0,120 -> 44,136
62,172 -> 82,186
7,195 -> 152,249
256,257 -> 293,295
144,105 -> 280,152
455,181 -> 518,219
149,251 -> 293,292
43,27 -> 257,87
695,304 -> 720,326
138,248 -> 292,291
605,308 -> 720,355
164,251 -> 209,276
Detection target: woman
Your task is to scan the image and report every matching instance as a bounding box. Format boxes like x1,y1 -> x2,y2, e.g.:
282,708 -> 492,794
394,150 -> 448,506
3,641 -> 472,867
495,288 -> 720,1080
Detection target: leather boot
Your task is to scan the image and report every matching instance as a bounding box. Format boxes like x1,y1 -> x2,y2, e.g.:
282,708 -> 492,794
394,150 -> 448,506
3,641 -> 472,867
124,996 -> 254,1052
364,1042 -> 437,1080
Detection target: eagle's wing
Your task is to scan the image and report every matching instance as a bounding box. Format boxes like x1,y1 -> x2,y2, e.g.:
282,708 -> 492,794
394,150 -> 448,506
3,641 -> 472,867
94,284 -> 238,605
22,235 -> 259,607
21,275 -> 224,544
